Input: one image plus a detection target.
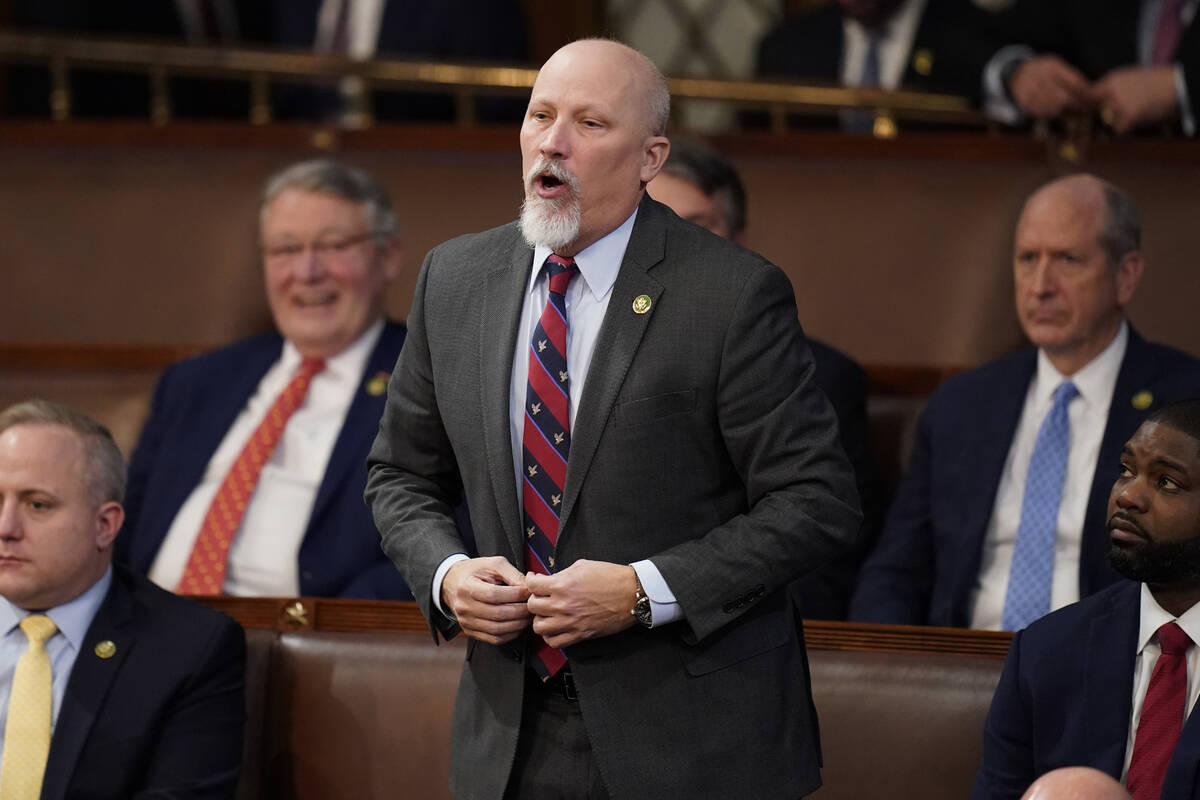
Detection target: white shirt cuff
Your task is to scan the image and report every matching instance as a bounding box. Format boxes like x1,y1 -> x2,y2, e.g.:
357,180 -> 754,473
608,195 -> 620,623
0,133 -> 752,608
983,45 -> 1035,125
1175,64 -> 1195,136
632,559 -> 682,627
432,553 -> 470,620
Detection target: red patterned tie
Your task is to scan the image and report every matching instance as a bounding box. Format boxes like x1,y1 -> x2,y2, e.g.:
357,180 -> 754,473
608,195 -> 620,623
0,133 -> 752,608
1127,621 -> 1192,800
177,357 -> 325,595
522,254 -> 577,679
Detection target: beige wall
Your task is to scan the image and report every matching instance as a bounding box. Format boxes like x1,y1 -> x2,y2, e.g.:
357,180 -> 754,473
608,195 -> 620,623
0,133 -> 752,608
3,131 -> 1198,372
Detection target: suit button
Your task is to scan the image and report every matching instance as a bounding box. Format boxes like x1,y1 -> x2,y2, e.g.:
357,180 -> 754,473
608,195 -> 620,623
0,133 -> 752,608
722,601 -> 735,613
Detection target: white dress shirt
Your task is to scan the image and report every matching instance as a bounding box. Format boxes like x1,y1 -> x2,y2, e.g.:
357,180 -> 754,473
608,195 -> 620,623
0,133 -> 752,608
841,0 -> 930,90
433,207 -> 681,626
0,567 -> 111,753
969,322 -> 1128,630
1122,584 -> 1200,779
315,0 -> 387,58
149,320 -> 384,596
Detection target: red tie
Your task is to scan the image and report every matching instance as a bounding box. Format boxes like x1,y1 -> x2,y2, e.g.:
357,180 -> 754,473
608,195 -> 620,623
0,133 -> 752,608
522,254 -> 577,679
177,357 -> 325,595
1153,0 -> 1186,65
1127,621 -> 1192,800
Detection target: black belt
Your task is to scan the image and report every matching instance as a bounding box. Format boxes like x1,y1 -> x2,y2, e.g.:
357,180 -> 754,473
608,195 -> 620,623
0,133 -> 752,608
532,667 -> 578,702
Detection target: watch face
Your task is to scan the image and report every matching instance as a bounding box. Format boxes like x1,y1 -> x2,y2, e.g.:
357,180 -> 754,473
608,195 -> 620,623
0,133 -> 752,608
635,596 -> 653,627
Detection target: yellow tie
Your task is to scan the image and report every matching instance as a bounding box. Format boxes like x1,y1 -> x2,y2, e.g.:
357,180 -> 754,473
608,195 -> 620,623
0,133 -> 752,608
0,615 -> 58,800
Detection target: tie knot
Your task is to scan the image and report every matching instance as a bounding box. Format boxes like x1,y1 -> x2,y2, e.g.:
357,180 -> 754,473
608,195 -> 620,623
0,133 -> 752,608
1158,621 -> 1192,656
545,255 -> 578,296
298,357 -> 326,380
1053,380 -> 1079,407
18,615 -> 56,646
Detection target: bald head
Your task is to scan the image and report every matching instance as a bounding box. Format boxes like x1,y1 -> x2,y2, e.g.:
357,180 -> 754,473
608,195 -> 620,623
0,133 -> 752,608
1012,172 -> 1144,375
540,39 -> 670,138
1020,767 -> 1131,800
1019,174 -> 1141,270
519,39 -> 672,255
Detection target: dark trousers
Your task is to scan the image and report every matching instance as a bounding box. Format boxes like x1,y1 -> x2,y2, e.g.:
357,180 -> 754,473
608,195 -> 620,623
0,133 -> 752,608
504,670 -> 608,800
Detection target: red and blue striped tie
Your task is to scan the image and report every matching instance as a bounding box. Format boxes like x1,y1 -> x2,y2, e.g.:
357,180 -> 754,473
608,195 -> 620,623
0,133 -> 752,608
523,254 -> 577,679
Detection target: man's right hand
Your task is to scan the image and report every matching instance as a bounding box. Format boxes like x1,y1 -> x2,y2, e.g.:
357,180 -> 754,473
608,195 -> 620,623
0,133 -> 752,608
1008,55 -> 1092,118
441,556 -> 533,644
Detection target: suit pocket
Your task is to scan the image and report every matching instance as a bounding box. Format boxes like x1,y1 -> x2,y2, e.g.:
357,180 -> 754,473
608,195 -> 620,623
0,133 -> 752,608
682,606 -> 791,676
613,389 -> 697,428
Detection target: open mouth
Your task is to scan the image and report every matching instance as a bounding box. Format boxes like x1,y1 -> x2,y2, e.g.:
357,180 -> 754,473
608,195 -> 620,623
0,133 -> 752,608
294,292 -> 338,308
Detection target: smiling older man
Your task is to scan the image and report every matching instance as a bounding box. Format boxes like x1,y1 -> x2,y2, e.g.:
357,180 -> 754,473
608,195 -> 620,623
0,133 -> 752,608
118,159 -> 412,599
366,38 -> 859,799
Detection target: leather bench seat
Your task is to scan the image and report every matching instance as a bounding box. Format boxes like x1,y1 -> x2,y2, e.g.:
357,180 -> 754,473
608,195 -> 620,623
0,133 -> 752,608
234,620 -> 1003,800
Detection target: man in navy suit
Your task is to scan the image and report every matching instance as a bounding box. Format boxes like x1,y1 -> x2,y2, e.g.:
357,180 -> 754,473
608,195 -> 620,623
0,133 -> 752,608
851,173 -> 1200,629
119,159 -> 412,599
647,137 -> 880,619
975,401 -> 1200,800
0,399 -> 244,799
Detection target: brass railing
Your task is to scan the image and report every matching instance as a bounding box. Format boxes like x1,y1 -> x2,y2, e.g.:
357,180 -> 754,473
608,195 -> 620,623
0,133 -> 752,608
0,30 -> 985,134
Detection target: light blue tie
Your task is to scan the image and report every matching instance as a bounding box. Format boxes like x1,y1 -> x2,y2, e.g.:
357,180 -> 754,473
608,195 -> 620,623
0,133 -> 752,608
1001,380 -> 1079,631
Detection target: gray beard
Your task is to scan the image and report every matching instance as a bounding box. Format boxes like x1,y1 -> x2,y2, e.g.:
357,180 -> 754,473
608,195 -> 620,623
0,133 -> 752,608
519,194 -> 581,253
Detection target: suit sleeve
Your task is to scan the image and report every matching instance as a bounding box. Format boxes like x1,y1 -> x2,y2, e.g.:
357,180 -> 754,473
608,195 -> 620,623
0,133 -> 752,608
848,400 -> 938,624
647,263 -> 862,642
134,616 -> 246,799
973,631 -> 1035,800
365,248 -> 468,640
793,346 -> 878,619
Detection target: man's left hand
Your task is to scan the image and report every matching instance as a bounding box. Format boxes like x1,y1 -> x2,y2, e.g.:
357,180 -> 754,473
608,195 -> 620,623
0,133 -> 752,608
1092,66 -> 1179,134
526,560 -> 639,648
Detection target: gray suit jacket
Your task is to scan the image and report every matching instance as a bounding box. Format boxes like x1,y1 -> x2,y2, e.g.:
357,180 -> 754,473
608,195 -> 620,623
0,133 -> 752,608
366,195 -> 861,799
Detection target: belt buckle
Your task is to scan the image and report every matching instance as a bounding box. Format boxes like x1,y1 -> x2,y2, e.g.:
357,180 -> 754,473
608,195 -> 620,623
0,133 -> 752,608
560,669 -> 577,702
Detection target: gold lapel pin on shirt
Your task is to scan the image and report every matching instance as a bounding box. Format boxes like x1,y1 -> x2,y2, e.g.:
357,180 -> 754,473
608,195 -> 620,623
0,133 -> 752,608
1131,390 -> 1153,411
632,295 -> 653,315
93,640 -> 116,659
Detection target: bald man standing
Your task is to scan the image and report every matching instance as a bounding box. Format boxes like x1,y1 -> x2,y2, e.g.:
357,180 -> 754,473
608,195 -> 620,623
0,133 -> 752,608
367,39 -> 859,799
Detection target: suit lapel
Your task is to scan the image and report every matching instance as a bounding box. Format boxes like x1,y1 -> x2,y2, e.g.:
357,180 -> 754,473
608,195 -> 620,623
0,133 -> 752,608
137,337 -> 280,569
1081,328 -> 1157,596
960,353 -> 1036,589
1084,583 -> 1139,776
481,231 -> 534,562
1165,674 -> 1200,799
307,321 -> 403,530
560,197 -> 666,531
41,576 -> 136,800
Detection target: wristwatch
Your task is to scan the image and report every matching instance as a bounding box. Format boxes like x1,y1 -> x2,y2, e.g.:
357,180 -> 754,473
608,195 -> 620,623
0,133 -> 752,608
632,574 -> 653,628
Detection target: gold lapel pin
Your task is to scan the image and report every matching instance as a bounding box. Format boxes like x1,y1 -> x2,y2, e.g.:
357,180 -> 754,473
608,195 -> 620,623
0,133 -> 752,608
1131,390 -> 1153,411
632,295 -> 652,315
94,640 -> 116,659
912,49 -> 934,76
365,370 -> 390,397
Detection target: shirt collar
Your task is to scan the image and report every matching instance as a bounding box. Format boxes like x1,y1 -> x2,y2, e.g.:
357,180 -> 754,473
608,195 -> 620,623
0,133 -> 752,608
280,317 -> 385,382
1033,320 -> 1128,408
0,565 -> 113,653
844,0 -> 925,41
529,207 -> 638,303
1137,581 -> 1200,654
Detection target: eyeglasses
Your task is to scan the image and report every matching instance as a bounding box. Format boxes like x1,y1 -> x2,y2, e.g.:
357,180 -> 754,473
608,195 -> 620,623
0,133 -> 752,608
262,232 -> 380,264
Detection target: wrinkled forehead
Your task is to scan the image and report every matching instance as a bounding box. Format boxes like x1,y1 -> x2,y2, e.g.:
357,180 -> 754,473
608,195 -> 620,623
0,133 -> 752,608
532,42 -> 650,116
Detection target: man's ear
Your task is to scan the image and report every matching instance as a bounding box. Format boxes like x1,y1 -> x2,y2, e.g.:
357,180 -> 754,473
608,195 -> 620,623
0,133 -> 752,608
639,137 -> 671,185
95,501 -> 124,550
1115,250 -> 1144,307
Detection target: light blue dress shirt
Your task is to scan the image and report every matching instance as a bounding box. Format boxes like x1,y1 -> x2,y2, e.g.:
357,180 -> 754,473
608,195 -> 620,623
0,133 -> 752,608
0,566 -> 112,753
